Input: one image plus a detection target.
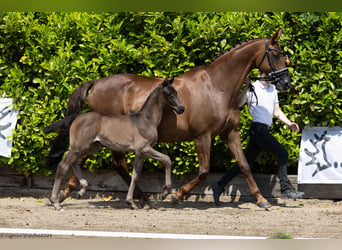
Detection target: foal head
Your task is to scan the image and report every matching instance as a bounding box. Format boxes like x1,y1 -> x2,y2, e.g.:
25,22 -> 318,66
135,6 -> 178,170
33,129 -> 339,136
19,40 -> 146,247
161,78 -> 185,114
256,29 -> 291,91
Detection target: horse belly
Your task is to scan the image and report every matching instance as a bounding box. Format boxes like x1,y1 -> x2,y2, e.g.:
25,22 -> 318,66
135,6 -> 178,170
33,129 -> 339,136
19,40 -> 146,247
96,117 -> 136,152
94,135 -> 134,152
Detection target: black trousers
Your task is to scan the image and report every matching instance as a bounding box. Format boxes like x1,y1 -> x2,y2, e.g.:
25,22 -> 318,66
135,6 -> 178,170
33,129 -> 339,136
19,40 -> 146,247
218,122 -> 294,192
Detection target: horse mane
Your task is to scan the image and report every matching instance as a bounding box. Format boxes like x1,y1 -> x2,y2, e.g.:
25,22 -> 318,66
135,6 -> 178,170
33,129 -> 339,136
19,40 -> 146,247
207,37 -> 264,65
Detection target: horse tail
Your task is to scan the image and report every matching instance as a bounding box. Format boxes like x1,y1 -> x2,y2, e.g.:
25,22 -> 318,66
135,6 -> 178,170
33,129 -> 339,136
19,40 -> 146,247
42,115 -> 77,134
44,80 -> 95,171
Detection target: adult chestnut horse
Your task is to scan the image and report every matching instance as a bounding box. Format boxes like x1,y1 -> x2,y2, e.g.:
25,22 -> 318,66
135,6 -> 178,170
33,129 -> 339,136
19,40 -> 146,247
44,29 -> 291,208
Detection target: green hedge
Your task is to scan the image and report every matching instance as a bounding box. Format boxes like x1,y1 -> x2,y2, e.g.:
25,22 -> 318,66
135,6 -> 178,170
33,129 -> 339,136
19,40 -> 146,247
0,12 -> 341,176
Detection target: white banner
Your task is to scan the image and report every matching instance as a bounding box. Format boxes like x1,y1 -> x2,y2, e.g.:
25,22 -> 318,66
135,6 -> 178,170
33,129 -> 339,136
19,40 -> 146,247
298,126 -> 342,184
0,98 -> 18,158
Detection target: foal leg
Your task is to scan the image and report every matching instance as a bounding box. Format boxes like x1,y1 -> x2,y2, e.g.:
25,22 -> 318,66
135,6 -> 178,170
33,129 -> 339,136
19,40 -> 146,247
126,156 -> 144,210
50,150 -> 79,210
171,134 -> 211,204
72,162 -> 88,198
111,151 -> 150,207
59,157 -> 85,203
142,147 -> 173,200
225,129 -> 271,209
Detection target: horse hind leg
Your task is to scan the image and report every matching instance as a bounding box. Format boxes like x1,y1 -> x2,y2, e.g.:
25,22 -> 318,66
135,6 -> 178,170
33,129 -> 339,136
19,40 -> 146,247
58,157 -> 85,203
58,169 -> 78,203
50,150 -> 79,210
59,143 -> 101,202
225,129 -> 271,209
72,162 -> 88,198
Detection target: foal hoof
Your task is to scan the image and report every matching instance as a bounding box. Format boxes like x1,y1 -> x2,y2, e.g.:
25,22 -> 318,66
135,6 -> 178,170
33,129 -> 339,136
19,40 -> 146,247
143,202 -> 154,210
126,200 -> 139,210
139,198 -> 153,209
51,202 -> 64,211
257,200 -> 272,209
76,192 -> 83,199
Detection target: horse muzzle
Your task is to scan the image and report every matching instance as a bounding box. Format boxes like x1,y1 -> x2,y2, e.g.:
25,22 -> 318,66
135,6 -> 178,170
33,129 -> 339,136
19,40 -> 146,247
271,68 -> 291,91
175,106 -> 185,114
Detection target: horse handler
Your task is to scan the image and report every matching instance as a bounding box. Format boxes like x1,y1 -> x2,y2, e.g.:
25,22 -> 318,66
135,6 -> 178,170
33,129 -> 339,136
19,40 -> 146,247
211,71 -> 304,206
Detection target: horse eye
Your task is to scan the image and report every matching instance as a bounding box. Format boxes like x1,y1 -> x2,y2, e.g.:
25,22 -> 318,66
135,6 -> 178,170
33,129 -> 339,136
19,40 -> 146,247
273,53 -> 280,60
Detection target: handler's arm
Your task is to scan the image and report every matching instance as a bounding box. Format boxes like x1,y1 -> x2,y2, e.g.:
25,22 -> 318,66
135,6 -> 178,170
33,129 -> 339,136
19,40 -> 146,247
274,103 -> 300,133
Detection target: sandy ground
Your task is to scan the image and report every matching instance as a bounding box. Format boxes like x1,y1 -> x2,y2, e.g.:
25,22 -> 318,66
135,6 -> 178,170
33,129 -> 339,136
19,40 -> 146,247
0,191 -> 341,239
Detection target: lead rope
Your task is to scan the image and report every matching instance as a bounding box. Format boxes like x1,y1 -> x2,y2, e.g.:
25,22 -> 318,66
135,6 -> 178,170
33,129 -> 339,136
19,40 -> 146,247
248,80 -> 258,107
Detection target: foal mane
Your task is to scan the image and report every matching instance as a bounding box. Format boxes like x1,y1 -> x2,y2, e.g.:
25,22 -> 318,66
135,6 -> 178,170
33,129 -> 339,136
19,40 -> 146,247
138,82 -> 164,112
208,37 -> 264,65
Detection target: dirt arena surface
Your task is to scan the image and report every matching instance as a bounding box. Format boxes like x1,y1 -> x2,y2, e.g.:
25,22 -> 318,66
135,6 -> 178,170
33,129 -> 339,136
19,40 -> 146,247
0,190 -> 341,239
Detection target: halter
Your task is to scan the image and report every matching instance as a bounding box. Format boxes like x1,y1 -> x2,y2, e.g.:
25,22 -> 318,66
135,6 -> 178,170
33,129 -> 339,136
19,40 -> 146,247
249,37 -> 289,82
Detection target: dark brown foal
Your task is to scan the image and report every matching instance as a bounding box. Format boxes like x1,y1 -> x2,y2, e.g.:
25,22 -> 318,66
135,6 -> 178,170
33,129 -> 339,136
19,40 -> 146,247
49,78 -> 184,210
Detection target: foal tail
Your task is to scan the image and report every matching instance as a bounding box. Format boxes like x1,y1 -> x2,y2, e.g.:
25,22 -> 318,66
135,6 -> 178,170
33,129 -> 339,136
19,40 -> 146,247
43,80 -> 95,171
42,115 -> 78,134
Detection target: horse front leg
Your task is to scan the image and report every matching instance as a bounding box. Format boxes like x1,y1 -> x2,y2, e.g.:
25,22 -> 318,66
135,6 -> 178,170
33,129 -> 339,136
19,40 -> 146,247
111,151 -> 150,207
226,129 -> 271,209
141,147 -> 173,200
171,134 -> 211,204
126,156 -> 144,210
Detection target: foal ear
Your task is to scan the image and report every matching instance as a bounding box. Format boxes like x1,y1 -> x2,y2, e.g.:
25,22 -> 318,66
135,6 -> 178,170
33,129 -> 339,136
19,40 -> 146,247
270,28 -> 283,44
163,77 -> 174,87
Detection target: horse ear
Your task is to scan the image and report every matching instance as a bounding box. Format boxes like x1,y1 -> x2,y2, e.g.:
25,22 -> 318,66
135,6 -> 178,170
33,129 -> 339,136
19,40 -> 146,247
163,77 -> 174,87
270,28 -> 283,44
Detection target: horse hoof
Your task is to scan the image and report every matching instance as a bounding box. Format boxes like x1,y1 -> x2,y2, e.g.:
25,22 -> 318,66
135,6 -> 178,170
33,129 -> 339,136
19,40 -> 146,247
138,196 -> 151,208
126,201 -> 138,210
170,194 -> 179,205
143,202 -> 154,210
51,203 -> 63,211
257,200 -> 272,209
58,191 -> 67,203
139,198 -> 153,209
160,190 -> 170,200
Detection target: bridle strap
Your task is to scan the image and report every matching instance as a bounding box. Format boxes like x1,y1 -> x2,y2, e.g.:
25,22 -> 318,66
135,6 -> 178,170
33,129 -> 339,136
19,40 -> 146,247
250,37 -> 285,82
256,37 -> 269,70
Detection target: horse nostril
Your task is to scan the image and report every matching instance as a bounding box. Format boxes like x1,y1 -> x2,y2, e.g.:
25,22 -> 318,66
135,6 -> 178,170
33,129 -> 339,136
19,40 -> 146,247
178,106 -> 185,114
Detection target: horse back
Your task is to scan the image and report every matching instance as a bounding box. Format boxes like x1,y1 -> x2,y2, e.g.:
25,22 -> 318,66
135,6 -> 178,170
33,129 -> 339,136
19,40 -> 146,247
87,74 -> 162,116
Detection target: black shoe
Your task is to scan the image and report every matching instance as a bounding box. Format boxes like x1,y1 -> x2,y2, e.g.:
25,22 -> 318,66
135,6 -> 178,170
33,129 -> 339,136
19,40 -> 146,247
281,189 -> 304,200
211,181 -> 224,206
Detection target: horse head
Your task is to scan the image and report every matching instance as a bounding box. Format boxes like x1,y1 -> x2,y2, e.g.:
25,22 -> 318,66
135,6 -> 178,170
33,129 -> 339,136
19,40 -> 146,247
257,29 -> 291,91
162,78 -> 185,114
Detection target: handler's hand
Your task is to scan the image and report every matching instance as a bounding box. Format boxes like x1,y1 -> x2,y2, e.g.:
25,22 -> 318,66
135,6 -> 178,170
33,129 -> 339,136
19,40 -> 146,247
289,122 -> 300,133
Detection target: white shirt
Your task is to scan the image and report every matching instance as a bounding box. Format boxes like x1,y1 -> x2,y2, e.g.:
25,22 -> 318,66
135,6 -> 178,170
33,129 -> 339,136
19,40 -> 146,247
246,80 -> 279,127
